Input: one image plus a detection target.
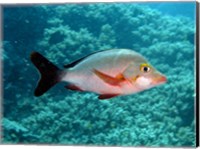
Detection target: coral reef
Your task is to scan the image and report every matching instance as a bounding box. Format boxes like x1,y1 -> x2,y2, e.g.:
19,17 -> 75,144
2,2 -> 196,146
2,118 -> 40,143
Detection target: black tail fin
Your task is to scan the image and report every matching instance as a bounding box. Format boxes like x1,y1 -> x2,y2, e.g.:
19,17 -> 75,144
30,52 -> 63,97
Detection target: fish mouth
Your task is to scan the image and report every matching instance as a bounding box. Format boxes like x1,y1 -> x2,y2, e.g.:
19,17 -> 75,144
155,75 -> 167,84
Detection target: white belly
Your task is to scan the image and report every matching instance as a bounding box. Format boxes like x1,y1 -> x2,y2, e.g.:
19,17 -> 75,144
62,69 -> 140,95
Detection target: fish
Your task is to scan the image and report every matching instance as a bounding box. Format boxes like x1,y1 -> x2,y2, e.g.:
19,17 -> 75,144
30,49 -> 167,100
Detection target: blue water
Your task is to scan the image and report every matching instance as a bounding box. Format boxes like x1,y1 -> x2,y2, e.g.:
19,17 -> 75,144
145,2 -> 196,20
1,2 -> 196,146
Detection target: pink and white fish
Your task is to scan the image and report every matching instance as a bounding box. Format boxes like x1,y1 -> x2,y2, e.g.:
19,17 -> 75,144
30,49 -> 167,99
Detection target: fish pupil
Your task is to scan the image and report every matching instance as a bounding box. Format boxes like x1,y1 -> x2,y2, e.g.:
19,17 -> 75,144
144,67 -> 148,72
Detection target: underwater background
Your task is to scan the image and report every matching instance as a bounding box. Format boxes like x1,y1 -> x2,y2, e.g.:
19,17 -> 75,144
1,2 -> 196,147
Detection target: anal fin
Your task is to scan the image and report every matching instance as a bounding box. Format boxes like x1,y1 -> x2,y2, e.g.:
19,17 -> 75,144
98,94 -> 119,100
65,84 -> 83,92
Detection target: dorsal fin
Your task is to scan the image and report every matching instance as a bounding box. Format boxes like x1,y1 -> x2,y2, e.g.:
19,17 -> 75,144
63,49 -> 112,68
64,55 -> 89,68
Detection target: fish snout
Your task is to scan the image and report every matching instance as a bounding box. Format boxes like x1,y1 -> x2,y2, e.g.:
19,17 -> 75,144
156,75 -> 167,83
151,72 -> 167,85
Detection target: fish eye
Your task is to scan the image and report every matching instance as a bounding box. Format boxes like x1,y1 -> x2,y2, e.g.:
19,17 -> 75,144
140,63 -> 151,73
142,66 -> 151,73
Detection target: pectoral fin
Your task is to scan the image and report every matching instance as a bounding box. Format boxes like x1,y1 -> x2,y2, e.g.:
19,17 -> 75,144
93,69 -> 125,86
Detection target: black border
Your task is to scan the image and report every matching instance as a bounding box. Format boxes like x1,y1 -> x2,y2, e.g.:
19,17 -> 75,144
196,1 -> 200,147
0,1 -> 199,147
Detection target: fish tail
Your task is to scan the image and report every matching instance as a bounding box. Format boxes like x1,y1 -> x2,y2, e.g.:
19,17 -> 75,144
30,51 -> 64,97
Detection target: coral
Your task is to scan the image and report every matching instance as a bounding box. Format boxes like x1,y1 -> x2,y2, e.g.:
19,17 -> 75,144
2,118 -> 40,143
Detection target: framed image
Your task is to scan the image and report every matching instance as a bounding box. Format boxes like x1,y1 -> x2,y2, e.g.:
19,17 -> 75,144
0,1 -> 199,147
